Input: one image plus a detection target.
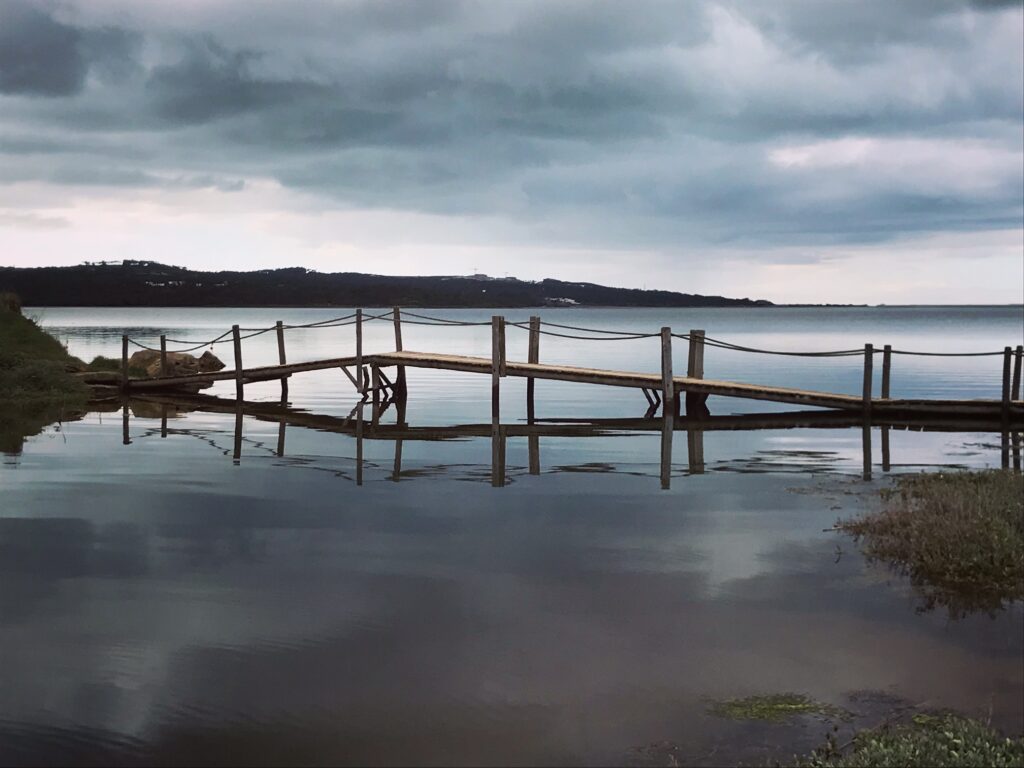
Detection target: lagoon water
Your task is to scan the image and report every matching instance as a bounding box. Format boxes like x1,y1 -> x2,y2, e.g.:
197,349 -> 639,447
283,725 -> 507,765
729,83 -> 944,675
2,305 -> 1023,765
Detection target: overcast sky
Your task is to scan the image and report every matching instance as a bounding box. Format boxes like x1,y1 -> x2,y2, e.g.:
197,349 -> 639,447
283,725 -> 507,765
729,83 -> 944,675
0,0 -> 1021,303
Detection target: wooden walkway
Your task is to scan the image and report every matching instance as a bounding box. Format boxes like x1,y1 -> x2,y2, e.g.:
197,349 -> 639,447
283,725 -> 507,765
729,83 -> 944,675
101,309 -> 1024,431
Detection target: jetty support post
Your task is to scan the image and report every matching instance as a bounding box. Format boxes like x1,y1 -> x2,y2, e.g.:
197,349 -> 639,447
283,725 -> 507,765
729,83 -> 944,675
160,404 -> 168,439
276,320 -> 288,399
685,330 -> 707,416
232,325 -> 244,402
527,316 -> 540,422
862,344 -> 873,480
355,309 -> 364,394
122,400 -> 130,445
1012,345 -> 1022,401
1002,346 -> 1012,422
527,316 -> 541,475
660,327 -> 674,489
393,307 -> 406,396
160,335 -> 168,377
356,401 -> 364,486
880,344 -> 891,472
120,335 -> 129,392
492,315 -> 505,487
372,365 -> 381,427
687,428 -> 705,475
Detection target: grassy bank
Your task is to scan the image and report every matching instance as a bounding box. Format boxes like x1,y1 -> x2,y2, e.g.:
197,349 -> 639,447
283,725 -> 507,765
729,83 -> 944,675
0,294 -> 90,453
839,471 -> 1024,616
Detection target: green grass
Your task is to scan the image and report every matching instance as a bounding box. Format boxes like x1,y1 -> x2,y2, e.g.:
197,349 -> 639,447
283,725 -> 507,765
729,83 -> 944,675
839,471 -> 1024,616
797,713 -> 1024,767
709,693 -> 852,724
0,300 -> 90,453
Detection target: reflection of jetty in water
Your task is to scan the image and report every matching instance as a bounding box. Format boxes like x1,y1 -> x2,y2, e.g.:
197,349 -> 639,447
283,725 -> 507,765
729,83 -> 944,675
103,391 -> 1024,489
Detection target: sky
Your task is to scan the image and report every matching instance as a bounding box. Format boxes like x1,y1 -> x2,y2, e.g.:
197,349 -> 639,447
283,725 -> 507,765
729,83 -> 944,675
0,0 -> 1022,304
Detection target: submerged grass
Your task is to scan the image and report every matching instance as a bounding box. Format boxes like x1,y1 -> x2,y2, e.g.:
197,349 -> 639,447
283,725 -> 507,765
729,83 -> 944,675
839,471 -> 1024,616
796,713 -> 1024,767
709,694 -> 852,724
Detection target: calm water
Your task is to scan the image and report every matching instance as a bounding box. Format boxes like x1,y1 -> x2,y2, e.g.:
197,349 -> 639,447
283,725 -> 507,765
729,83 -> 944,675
2,305 -> 1023,765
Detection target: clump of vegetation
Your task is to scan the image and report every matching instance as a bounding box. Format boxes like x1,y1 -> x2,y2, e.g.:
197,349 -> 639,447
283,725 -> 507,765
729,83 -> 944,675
797,713 -> 1024,767
85,355 -> 148,377
709,693 -> 851,724
0,297 -> 89,453
839,471 -> 1024,617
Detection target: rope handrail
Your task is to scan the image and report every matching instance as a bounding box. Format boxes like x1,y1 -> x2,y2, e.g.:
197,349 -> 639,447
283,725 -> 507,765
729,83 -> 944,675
122,308 -> 1019,359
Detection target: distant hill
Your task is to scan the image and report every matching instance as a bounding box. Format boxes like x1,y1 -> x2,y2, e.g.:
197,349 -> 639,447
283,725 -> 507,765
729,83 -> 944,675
0,261 -> 773,308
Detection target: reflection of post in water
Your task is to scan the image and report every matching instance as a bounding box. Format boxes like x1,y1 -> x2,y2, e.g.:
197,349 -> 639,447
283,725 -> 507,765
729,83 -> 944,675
392,438 -> 403,481
1001,429 -> 1010,470
356,400 -> 364,486
528,435 -> 540,475
160,403 -> 168,439
686,427 -> 705,474
233,406 -> 243,465
881,426 -> 891,472
122,401 -> 130,445
862,423 -> 872,481
1013,432 -> 1021,471
490,426 -> 506,488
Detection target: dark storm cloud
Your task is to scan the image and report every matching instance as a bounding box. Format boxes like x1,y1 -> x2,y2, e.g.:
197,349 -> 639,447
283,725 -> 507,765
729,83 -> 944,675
0,0 -> 1021,254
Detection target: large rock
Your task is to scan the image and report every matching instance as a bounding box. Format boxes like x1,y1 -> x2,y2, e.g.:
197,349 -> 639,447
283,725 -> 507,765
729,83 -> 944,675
129,349 -> 225,377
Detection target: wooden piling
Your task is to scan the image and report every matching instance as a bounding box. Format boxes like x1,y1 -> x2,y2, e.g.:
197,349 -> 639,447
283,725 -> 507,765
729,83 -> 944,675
686,428 -> 705,475
356,309 -> 364,393
372,365 -> 381,427
160,335 -> 168,377
160,404 -> 168,439
277,415 -> 286,457
527,316 -> 540,423
393,307 -> 406,393
232,325 -> 244,402
122,401 -> 130,445
1002,347 -> 1012,418
276,320 -> 288,399
121,335 -> 129,392
881,344 -> 892,399
881,427 -> 891,472
492,316 -> 502,483
862,422 -> 872,480
528,435 -> 540,475
685,329 -> 707,415
393,438 -> 403,481
498,316 -> 507,377
660,327 -> 674,489
862,344 -> 873,418
1013,345 -> 1022,400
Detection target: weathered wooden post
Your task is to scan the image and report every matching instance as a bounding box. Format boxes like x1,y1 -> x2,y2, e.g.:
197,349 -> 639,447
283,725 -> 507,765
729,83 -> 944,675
393,307 -> 406,394
232,325 -> 244,402
160,335 -> 168,377
1013,345 -> 1023,400
862,344 -> 873,417
862,343 -> 873,480
881,344 -> 892,399
660,327 -> 674,489
527,316 -> 540,422
492,315 -> 503,486
880,343 -> 891,472
1002,346 -> 1012,421
276,320 -> 288,399
686,428 -> 704,475
121,335 -> 129,392
277,415 -> 286,457
160,404 -> 168,439
685,329 -> 707,416
355,308 -> 364,393
122,401 -> 130,445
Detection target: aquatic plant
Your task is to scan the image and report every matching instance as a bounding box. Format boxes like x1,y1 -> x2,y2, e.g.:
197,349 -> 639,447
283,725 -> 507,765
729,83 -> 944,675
709,693 -> 851,724
796,713 -> 1024,767
840,471 -> 1024,617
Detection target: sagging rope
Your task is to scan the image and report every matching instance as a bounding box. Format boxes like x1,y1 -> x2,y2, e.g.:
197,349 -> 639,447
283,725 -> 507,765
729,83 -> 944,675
125,309 -> 1018,359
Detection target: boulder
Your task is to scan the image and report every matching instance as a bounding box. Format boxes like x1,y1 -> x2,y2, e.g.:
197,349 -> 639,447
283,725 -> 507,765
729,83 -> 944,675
128,349 -> 225,377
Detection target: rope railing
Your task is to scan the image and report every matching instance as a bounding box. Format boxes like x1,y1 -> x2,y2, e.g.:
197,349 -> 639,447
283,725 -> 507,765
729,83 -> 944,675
120,308 -> 1020,360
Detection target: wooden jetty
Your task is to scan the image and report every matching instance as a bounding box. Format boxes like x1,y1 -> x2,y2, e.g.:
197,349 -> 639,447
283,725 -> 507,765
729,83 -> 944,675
111,312 -> 1024,420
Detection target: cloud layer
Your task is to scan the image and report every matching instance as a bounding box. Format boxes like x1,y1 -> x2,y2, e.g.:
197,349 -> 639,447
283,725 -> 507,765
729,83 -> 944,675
0,0 -> 1021,302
